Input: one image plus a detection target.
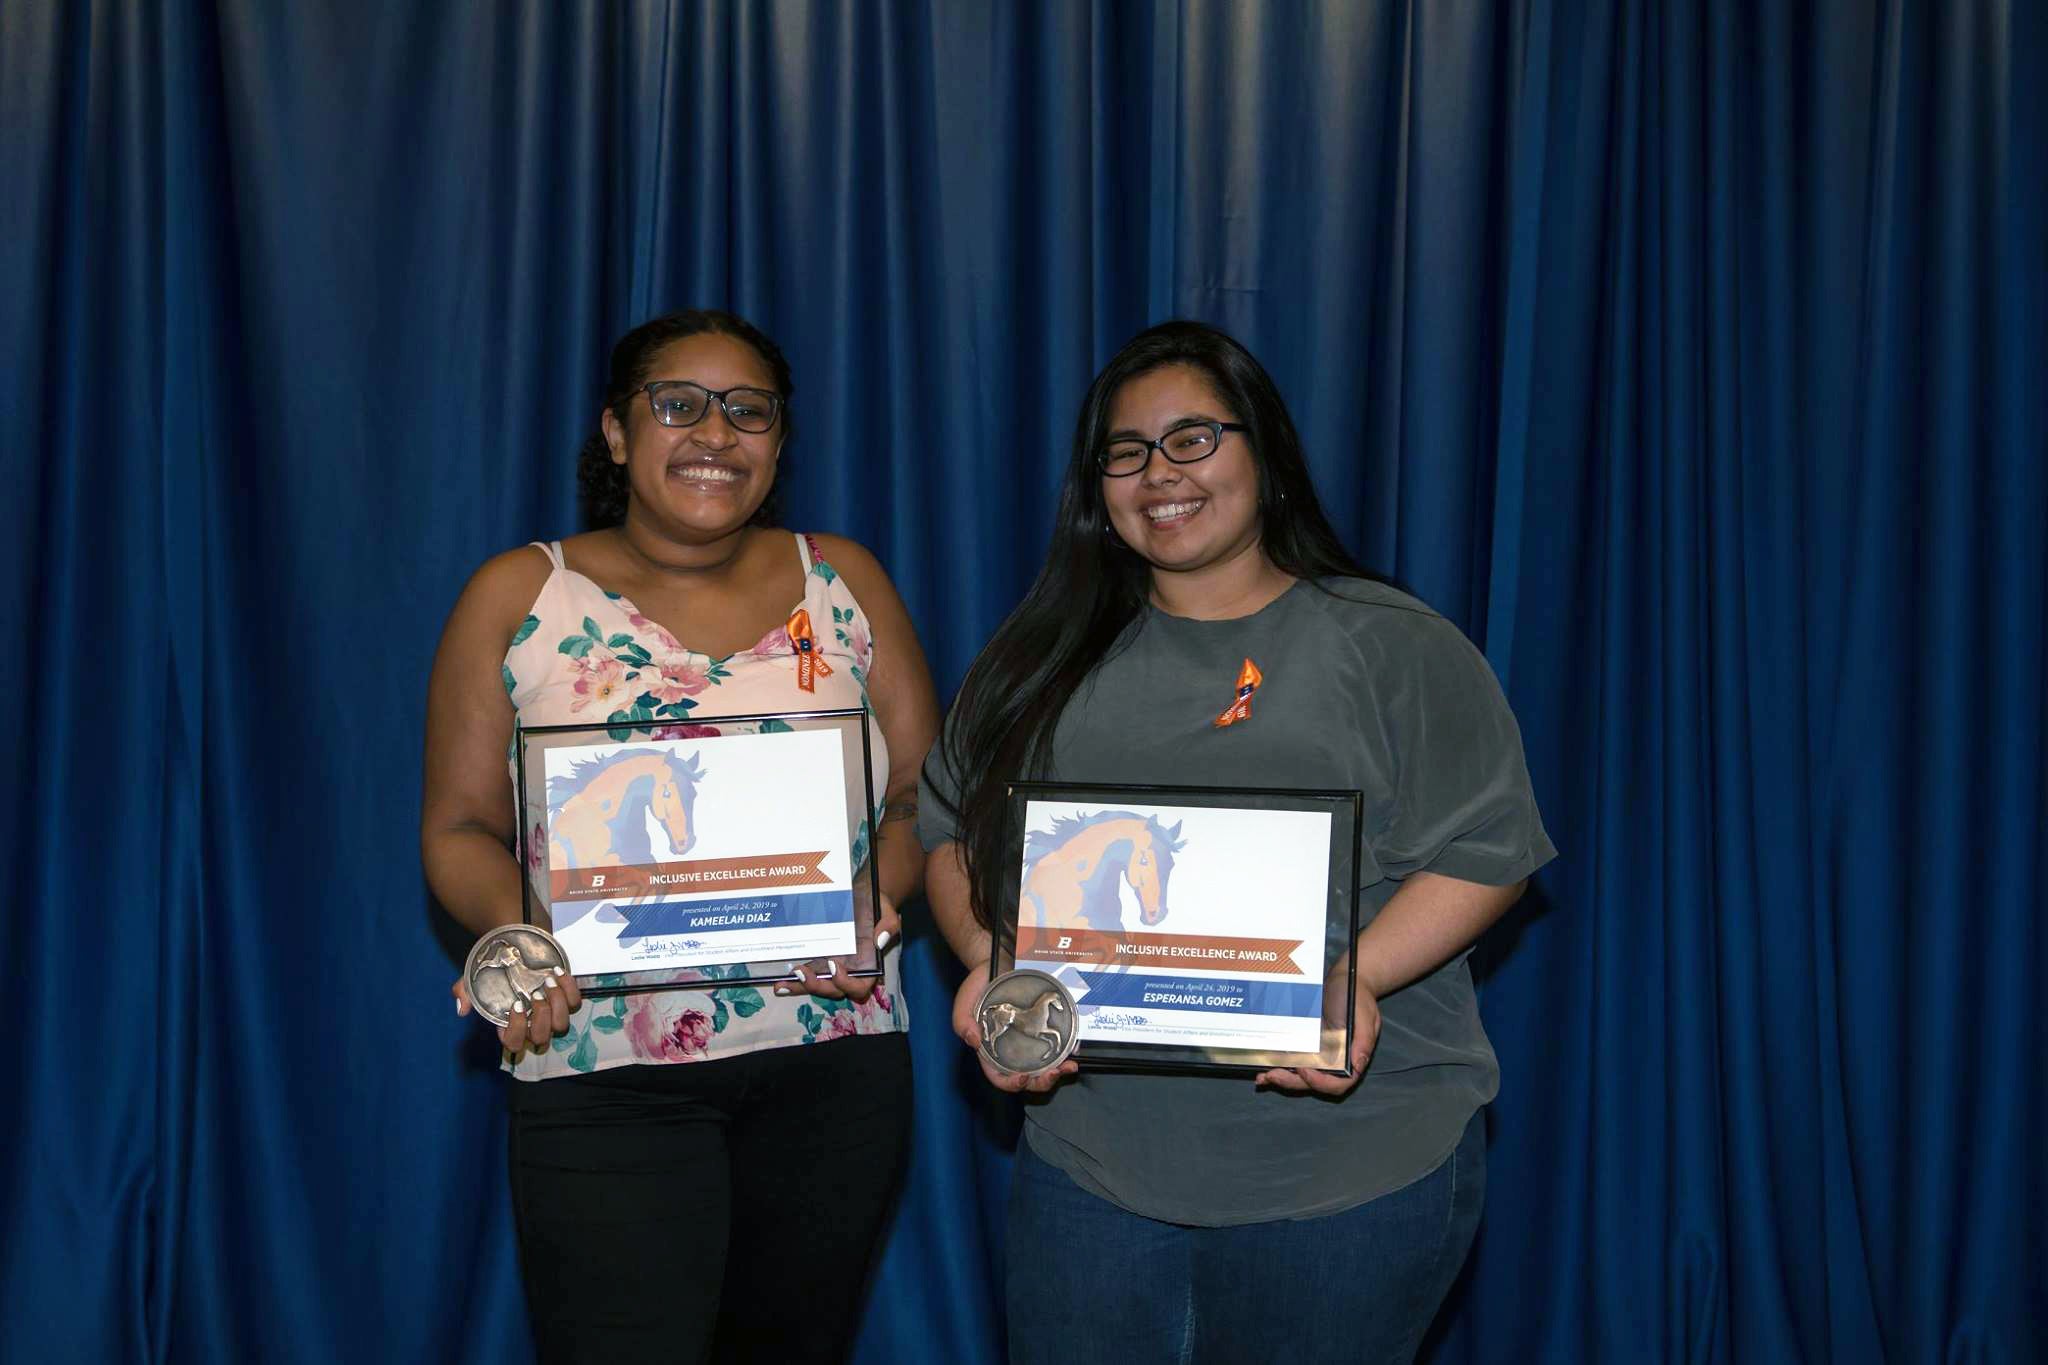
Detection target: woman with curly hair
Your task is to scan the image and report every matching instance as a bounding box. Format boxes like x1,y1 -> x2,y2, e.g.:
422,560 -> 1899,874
422,309 -> 937,1362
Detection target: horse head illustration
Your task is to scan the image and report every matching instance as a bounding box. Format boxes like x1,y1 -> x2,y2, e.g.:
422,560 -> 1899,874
547,747 -> 709,879
642,750 -> 705,856
1122,816 -> 1183,926
1019,811 -> 1187,931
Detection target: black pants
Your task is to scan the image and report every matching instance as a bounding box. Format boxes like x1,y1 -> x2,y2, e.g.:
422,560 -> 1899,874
506,1032 -> 912,1364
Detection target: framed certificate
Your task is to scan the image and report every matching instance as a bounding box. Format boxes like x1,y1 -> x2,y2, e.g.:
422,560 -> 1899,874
515,708 -> 883,995
990,782 -> 1363,1074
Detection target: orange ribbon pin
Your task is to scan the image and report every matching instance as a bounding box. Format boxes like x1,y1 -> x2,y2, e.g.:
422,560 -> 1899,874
1214,657 -> 1263,728
787,609 -> 835,693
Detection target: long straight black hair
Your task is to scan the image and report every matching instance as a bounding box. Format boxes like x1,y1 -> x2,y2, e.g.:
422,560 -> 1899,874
938,320 -> 1378,937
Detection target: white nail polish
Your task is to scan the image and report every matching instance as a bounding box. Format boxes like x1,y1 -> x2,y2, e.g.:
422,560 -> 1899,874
774,986 -> 792,996
512,1000 -> 526,1014
876,931 -> 893,952
825,960 -> 838,975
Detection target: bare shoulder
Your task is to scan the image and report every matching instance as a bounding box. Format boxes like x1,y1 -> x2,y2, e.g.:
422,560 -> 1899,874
555,528 -> 627,578
429,542 -> 557,708
452,543 -> 557,635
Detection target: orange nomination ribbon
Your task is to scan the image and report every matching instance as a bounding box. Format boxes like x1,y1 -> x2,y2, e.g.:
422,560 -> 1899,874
787,608 -> 834,693
1214,657 -> 1263,728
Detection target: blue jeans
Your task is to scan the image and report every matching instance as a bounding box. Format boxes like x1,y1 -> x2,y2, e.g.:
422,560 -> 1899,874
1005,1109 -> 1486,1365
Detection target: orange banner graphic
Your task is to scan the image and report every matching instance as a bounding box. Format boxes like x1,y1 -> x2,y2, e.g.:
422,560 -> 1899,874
551,851 -> 831,902
1015,926 -> 1304,976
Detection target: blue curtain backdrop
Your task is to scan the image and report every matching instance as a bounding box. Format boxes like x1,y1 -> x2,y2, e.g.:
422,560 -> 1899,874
3,2 -> 2042,1361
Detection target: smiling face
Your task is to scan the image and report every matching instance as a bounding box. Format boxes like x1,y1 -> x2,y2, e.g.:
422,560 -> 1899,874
602,331 -> 784,542
1100,364 -> 1265,580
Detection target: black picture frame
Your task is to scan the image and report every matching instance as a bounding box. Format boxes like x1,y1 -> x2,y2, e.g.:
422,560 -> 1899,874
515,707 -> 884,996
994,780 -> 1364,1075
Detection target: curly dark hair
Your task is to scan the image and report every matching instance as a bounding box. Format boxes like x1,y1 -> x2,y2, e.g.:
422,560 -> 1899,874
576,309 -> 795,528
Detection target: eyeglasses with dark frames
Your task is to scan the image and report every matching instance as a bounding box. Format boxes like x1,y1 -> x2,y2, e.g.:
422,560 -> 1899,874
1098,420 -> 1247,478
642,381 -> 783,434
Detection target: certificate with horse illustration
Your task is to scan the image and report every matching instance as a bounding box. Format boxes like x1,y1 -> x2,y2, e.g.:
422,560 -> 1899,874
995,782 -> 1363,1074
516,708 -> 883,994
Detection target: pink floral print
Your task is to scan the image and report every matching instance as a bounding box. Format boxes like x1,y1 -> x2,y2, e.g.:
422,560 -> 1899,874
749,626 -> 793,660
500,534 -> 906,1078
647,658 -> 711,703
625,609 -> 685,655
570,654 -> 627,712
649,723 -> 722,742
855,981 -> 895,1025
626,1000 -> 715,1061
843,618 -> 872,669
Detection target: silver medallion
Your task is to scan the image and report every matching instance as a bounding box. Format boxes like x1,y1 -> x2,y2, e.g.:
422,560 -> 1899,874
976,968 -> 1079,1074
464,924 -> 572,1028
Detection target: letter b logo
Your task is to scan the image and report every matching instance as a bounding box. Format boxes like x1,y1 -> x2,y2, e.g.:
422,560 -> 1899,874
1056,935 -> 1072,949
590,874 -> 606,888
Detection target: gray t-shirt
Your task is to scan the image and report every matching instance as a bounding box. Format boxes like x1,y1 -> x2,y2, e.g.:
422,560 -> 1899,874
918,578 -> 1557,1226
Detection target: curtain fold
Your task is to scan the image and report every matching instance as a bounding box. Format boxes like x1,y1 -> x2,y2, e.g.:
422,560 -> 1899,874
2,2 -> 2040,1360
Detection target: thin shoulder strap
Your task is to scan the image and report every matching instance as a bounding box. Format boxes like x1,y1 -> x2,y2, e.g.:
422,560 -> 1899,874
527,540 -> 566,571
796,531 -> 825,573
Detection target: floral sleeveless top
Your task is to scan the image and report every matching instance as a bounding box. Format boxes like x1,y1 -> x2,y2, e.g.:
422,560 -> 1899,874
500,533 -> 907,1080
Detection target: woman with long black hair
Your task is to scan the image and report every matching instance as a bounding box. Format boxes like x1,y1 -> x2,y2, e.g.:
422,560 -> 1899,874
919,321 -> 1555,1363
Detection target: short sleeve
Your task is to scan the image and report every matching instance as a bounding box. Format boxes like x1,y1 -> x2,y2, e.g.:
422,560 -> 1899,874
916,723 -> 968,852
1364,618 -> 1557,887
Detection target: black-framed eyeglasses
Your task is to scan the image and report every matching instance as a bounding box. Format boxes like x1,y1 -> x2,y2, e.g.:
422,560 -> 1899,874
1099,421 -> 1247,478
642,381 -> 783,433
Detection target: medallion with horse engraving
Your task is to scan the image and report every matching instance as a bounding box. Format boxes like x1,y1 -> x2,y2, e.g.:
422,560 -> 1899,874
976,968 -> 1079,1074
464,924 -> 572,1028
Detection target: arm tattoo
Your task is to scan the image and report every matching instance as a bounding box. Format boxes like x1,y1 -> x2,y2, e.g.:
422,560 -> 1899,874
881,794 -> 920,825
